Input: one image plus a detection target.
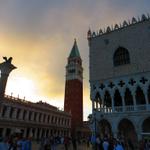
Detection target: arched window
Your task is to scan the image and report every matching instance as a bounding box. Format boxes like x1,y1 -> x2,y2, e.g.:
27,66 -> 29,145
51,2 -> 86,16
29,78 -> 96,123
114,89 -> 122,106
104,91 -> 112,107
2,106 -> 7,117
113,47 -> 130,66
95,92 -> 102,107
9,107 -> 14,118
125,88 -> 133,105
136,87 -> 146,105
29,111 -> 32,121
23,110 -> 26,120
34,112 -> 37,121
16,109 -> 21,119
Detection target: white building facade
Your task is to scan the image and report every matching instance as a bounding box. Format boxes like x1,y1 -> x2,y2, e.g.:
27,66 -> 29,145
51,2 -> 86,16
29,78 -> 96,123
88,14 -> 150,142
0,96 -> 71,139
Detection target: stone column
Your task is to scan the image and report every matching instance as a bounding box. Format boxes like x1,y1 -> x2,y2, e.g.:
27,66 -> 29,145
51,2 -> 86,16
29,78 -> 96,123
120,93 -> 125,112
33,128 -> 37,139
92,100 -> 95,112
111,94 -> 115,112
29,128 -> 33,138
96,101 -> 98,110
23,128 -> 27,138
112,125 -> 118,139
0,57 -> 16,98
132,92 -> 137,111
13,108 -> 18,119
41,114 -> 44,123
135,126 -> 142,141
31,112 -> 34,121
25,111 -> 29,121
2,128 -> 6,138
39,128 -> 42,139
19,109 -> 24,120
43,129 -> 45,137
6,106 -> 11,118
36,113 -> 39,122
143,90 -> 149,110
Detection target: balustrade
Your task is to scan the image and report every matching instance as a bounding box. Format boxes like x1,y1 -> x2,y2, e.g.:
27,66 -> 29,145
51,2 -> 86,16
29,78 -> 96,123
97,104 -> 150,114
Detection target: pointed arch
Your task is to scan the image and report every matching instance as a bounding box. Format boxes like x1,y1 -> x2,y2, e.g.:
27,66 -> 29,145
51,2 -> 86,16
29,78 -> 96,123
114,89 -> 122,106
135,86 -> 146,105
125,88 -> 133,105
142,117 -> 150,133
95,92 -> 102,109
98,119 -> 112,138
95,92 -> 102,102
104,91 -> 112,107
118,118 -> 137,144
113,47 -> 130,66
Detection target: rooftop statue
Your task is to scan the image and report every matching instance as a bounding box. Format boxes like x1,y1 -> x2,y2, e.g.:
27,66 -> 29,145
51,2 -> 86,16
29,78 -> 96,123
0,56 -> 16,75
3,56 -> 13,64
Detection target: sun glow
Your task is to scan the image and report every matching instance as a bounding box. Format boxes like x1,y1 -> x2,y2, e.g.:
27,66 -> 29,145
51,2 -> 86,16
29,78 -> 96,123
6,76 -> 38,101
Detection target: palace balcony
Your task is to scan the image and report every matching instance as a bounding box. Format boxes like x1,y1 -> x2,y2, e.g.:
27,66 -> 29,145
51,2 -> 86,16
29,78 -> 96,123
96,104 -> 150,114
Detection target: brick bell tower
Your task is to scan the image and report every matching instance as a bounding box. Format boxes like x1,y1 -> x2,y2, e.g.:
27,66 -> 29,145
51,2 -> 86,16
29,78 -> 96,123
64,39 -> 83,135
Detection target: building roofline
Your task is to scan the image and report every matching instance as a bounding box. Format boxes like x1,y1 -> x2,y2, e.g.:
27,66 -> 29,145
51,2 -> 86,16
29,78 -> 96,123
87,14 -> 150,40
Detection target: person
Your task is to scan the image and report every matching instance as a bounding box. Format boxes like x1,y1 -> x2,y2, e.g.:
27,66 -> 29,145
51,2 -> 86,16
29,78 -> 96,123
91,135 -> 96,149
72,137 -> 77,150
16,136 -> 23,150
103,138 -> 109,150
64,136 -> 69,150
21,138 -> 27,150
0,137 -> 8,150
128,139 -> 134,150
96,135 -> 101,150
114,141 -> 124,150
86,136 -> 90,148
25,137 -> 32,150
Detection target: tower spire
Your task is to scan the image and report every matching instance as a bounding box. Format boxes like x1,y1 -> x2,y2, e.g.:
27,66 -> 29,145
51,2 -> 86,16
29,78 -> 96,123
69,39 -> 80,58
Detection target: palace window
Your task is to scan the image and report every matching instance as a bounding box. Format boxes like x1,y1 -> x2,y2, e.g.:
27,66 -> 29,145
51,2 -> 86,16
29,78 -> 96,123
113,47 -> 130,66
2,106 -> 7,117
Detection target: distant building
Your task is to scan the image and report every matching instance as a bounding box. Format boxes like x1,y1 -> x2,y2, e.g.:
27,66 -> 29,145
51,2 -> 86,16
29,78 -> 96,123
64,40 -> 83,136
88,14 -> 150,143
0,57 -> 71,139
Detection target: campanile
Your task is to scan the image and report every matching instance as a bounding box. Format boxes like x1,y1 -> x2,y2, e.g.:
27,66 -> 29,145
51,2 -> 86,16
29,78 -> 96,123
64,39 -> 83,134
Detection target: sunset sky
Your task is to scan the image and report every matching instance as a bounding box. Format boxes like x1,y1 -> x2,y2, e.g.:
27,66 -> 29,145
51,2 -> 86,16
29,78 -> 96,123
0,0 -> 149,120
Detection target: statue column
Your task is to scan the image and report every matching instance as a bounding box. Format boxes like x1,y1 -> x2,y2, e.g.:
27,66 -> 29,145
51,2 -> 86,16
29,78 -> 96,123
0,57 -> 16,98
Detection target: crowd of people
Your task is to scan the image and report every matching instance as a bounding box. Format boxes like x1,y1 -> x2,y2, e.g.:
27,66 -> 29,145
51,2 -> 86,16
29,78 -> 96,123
0,135 -> 32,150
91,135 -> 150,150
0,134 -> 150,150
